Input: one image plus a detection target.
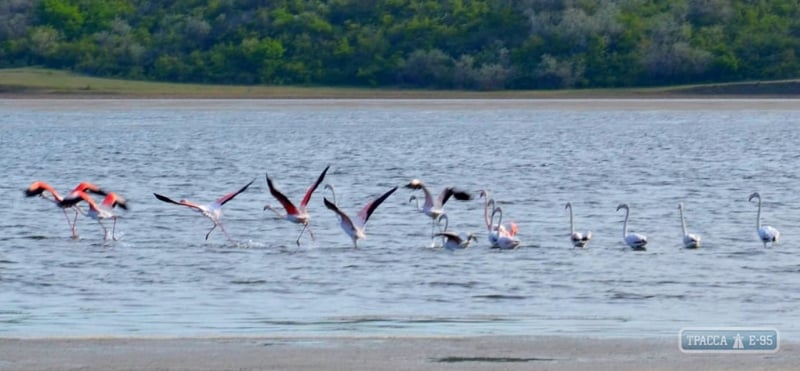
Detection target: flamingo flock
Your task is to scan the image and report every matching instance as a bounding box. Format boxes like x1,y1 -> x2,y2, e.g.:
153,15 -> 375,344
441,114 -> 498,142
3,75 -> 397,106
24,175 -> 783,250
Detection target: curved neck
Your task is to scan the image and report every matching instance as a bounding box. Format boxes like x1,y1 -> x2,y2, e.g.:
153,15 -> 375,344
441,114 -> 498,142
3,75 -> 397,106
679,207 -> 688,236
438,214 -> 449,233
493,207 -> 503,228
325,184 -> 337,205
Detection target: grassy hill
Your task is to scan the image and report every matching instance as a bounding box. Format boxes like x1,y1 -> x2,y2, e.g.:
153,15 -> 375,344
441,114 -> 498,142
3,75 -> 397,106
1,68 -> 799,99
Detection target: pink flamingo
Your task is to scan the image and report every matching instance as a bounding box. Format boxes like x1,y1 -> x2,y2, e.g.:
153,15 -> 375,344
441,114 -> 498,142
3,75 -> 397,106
59,191 -> 127,241
25,181 -> 108,238
322,184 -> 398,248
264,165 -> 329,246
154,179 -> 254,242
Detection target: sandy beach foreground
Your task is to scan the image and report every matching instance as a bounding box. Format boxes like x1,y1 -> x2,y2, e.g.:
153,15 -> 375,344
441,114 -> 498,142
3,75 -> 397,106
0,336 -> 795,370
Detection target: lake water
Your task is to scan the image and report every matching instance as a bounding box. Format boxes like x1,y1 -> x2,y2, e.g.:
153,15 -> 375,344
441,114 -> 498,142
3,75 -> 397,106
1,99 -> 799,339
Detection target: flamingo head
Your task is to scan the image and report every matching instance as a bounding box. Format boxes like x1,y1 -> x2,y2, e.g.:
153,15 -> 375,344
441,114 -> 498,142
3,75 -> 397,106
616,203 -> 629,212
748,192 -> 761,202
479,190 -> 489,199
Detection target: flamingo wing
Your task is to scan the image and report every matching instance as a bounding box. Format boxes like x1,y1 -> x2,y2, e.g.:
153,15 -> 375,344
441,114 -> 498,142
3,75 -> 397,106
266,173 -> 299,215
25,181 -> 62,200
356,186 -> 398,227
72,182 -> 108,196
102,192 -> 128,210
300,165 -> 330,207
323,197 -> 356,231
439,187 -> 471,206
216,179 -> 255,206
59,191 -> 98,209
154,193 -> 204,212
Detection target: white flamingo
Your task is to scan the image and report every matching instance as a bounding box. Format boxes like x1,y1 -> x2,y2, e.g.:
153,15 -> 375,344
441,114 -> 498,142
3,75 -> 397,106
678,202 -> 701,249
565,202 -> 592,248
154,179 -> 254,242
490,206 -> 520,250
322,184 -> 398,249
434,214 -> 477,250
479,190 -> 501,247
406,179 -> 471,239
616,203 -> 647,250
748,192 -> 780,248
264,165 -> 329,246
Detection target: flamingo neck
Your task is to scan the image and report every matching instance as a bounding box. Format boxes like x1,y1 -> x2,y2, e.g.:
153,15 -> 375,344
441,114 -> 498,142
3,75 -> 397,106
755,198 -> 762,231
567,206 -> 575,234
679,207 -> 688,236
622,209 -> 629,239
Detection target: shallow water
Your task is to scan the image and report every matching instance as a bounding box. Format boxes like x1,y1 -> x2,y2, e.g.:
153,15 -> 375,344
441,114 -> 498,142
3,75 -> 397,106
1,99 -> 799,339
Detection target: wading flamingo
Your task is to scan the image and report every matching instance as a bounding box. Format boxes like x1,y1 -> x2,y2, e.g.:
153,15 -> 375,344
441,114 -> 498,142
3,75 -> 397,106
322,184 -> 398,248
434,214 -> 477,250
406,179 -> 471,239
59,191 -> 127,241
25,181 -> 108,238
264,165 -> 329,246
565,202 -> 592,248
154,179 -> 254,242
616,203 -> 647,250
678,202 -> 701,249
490,206 -> 521,250
479,190 -> 501,247
748,192 -> 780,248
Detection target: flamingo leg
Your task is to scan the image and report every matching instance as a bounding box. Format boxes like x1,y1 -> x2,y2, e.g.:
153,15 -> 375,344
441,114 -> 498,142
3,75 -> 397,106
218,223 -> 234,244
98,220 -> 108,242
111,217 -> 118,241
61,208 -> 79,239
296,223 -> 309,246
205,223 -> 218,241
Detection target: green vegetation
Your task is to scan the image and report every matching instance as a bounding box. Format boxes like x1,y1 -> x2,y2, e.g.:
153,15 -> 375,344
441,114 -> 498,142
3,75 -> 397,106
2,0 -> 799,91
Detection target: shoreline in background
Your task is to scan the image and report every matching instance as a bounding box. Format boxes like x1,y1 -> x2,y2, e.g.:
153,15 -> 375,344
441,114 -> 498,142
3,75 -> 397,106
0,335 -> 796,370
1,68 -> 799,100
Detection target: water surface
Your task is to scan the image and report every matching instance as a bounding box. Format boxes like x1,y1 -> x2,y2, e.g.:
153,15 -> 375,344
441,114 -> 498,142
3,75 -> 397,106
1,99 -> 799,339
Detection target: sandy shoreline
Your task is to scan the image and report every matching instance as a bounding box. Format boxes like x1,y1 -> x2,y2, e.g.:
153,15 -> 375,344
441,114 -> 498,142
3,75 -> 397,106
0,336 -> 795,370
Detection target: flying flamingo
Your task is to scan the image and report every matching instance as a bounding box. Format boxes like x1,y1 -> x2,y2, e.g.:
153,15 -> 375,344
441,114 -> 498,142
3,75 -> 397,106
748,192 -> 780,248
58,191 -> 127,241
154,179 -> 254,242
434,214 -> 477,250
565,202 -> 592,248
322,184 -> 398,248
616,203 -> 647,250
25,181 -> 108,238
406,179 -> 471,239
490,206 -> 521,250
264,165 -> 329,246
677,202 -> 701,249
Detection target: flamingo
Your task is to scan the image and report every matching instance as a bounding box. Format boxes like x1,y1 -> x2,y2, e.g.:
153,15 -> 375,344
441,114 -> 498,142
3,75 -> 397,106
748,192 -> 780,248
25,181 -> 108,238
565,202 -> 592,248
154,179 -> 254,242
616,203 -> 647,250
678,202 -> 701,249
264,165 -> 329,246
434,214 -> 477,250
479,190 -> 501,247
489,206 -> 521,250
406,179 -> 471,239
58,191 -> 127,241
322,184 -> 398,248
